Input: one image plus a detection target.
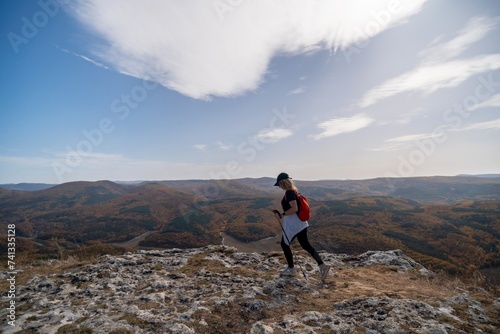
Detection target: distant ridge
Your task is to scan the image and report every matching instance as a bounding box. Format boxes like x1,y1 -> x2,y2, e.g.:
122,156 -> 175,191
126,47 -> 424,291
1,174 -> 500,191
0,183 -> 56,191
457,174 -> 500,178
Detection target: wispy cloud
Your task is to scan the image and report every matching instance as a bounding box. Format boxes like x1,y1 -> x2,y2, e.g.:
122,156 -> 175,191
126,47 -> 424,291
386,133 -> 439,143
470,92 -> 500,110
68,0 -> 426,100
419,17 -> 498,64
377,108 -> 427,125
194,144 -> 208,152
54,151 -> 124,160
312,114 -> 374,140
58,46 -> 109,70
369,142 -> 412,152
286,86 -> 306,96
359,16 -> 500,108
360,54 -> 500,108
453,118 -> 500,132
76,54 -> 110,70
369,132 -> 440,152
371,118 -> 500,151
255,128 -> 293,143
216,141 -> 232,151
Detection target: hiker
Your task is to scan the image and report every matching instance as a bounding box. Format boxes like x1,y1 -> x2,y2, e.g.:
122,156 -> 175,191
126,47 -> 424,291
273,172 -> 330,280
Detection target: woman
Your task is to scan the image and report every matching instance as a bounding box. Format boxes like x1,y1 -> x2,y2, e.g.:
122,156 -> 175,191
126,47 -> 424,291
273,172 -> 330,280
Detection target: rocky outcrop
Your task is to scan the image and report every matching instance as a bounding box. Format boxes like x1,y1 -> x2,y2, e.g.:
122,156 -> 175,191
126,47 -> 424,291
1,246 -> 498,333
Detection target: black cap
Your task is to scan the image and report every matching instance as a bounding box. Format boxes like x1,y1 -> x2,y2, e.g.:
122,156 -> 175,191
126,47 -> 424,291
274,172 -> 291,186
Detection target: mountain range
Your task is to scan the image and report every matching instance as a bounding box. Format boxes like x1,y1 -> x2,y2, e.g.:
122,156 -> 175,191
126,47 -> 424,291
1,173 -> 500,194
0,176 -> 499,280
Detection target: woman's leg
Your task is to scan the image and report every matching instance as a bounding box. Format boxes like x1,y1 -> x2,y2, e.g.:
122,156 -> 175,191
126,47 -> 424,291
296,228 -> 323,265
280,236 -> 294,268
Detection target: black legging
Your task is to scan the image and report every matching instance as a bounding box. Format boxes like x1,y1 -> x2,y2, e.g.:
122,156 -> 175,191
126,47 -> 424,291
281,227 -> 323,268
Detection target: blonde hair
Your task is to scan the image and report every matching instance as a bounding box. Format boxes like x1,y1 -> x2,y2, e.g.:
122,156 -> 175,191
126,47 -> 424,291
279,178 -> 298,191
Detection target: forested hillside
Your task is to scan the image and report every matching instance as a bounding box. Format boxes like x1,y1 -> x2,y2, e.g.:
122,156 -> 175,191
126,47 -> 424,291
0,177 -> 498,277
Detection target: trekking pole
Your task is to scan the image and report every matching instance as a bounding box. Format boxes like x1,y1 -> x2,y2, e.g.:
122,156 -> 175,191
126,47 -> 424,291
273,210 -> 308,280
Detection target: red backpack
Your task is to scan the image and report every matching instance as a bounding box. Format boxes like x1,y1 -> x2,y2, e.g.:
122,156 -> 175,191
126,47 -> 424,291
285,191 -> 311,221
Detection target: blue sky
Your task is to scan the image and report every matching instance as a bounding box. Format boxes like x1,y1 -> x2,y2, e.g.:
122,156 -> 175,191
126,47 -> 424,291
1,0 -> 499,184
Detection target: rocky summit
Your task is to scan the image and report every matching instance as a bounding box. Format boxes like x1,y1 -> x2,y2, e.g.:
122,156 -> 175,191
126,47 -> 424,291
2,246 -> 499,334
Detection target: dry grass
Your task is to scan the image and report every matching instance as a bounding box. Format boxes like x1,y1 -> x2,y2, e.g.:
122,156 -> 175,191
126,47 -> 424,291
183,253 -> 441,332
5,246 -> 499,333
158,247 -> 499,333
56,324 -> 93,334
136,300 -> 161,311
329,266 -> 457,302
175,250 -> 269,280
189,261 -> 499,333
0,256 -> 93,292
119,314 -> 152,329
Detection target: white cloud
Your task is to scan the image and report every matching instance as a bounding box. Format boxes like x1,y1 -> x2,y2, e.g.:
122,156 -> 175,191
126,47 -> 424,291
371,118 -> 500,152
419,17 -> 497,64
68,0 -> 426,99
312,114 -> 374,140
453,118 -> 500,132
370,132 -> 440,151
255,128 -> 293,143
470,92 -> 500,110
359,54 -> 500,108
194,144 -> 208,152
58,47 -> 110,69
377,108 -> 427,125
386,133 -> 440,143
369,142 -> 412,152
286,86 -> 306,96
359,16 -> 500,108
54,151 -> 124,161
368,143 -> 413,152
76,54 -> 110,70
216,141 -> 232,151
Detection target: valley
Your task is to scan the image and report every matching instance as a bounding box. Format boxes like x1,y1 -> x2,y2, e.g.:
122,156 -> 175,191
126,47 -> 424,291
0,176 -> 499,279
221,232 -> 281,253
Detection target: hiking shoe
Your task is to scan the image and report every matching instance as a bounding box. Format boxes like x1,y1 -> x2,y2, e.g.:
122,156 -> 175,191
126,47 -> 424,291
319,264 -> 330,281
280,267 -> 296,277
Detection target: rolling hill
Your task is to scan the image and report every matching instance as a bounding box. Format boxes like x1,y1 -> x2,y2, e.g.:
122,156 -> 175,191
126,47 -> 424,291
0,176 -> 499,278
